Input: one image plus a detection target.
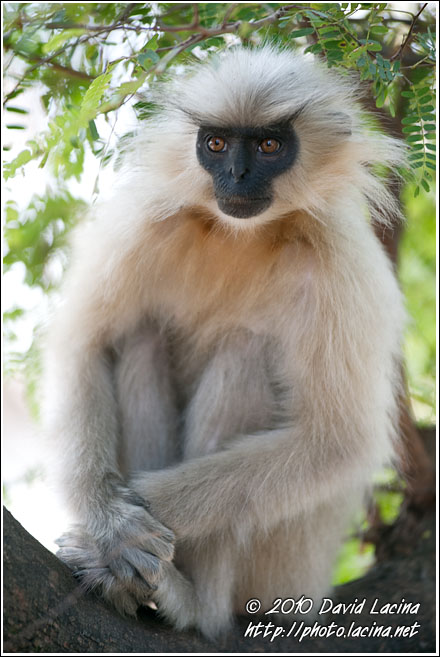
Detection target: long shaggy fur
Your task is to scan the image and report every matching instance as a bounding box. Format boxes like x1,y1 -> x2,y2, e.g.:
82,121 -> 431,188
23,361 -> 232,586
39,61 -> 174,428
45,46 -> 406,639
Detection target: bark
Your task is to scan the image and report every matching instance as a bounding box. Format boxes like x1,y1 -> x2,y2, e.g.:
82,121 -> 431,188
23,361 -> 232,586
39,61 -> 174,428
3,498 -> 436,653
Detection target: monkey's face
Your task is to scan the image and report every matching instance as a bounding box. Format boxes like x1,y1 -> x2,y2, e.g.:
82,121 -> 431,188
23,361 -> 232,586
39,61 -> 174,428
196,122 -> 299,219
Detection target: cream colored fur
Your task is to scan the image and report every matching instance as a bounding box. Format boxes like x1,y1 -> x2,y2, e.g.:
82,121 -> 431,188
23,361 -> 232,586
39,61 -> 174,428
45,46 -> 406,639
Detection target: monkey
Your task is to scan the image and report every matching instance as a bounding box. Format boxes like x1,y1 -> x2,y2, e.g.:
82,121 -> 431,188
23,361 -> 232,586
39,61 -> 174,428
45,46 -> 406,639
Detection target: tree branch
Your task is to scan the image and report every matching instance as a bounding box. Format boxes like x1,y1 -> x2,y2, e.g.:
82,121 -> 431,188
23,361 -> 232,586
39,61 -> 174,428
3,505 -> 436,653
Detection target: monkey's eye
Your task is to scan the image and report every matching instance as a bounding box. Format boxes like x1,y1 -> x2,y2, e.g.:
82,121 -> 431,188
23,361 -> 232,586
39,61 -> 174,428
207,137 -> 227,152
258,138 -> 281,154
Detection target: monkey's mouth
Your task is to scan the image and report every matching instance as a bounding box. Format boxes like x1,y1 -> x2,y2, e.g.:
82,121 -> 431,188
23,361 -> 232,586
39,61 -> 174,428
216,196 -> 271,219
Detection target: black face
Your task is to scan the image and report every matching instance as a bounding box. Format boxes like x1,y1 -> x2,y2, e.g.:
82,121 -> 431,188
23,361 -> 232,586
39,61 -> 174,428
196,122 -> 299,219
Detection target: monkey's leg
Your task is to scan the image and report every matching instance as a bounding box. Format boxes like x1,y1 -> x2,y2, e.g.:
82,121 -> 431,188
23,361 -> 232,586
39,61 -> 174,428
114,321 -> 180,477
162,331 -> 278,636
183,330 -> 279,458
234,494 -> 361,621
112,320 -> 203,626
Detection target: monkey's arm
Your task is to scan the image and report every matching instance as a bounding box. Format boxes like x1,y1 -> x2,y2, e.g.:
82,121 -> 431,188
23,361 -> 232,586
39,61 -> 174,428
48,337 -> 179,611
45,221 -> 178,612
130,424 -> 379,541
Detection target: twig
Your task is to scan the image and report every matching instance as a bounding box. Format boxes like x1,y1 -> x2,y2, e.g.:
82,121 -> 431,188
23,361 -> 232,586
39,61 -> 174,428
221,4 -> 239,28
390,2 -> 428,61
31,59 -> 94,80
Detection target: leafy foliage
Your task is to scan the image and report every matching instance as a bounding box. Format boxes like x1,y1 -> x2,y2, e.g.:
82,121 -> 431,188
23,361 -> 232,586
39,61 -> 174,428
399,184 -> 436,424
4,192 -> 86,289
4,3 -> 436,190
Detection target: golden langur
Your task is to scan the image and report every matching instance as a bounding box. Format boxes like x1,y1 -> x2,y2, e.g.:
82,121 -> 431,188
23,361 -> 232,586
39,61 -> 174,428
45,46 -> 406,638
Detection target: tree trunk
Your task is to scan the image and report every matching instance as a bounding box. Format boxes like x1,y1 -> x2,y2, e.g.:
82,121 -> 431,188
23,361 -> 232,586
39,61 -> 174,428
3,501 -> 435,653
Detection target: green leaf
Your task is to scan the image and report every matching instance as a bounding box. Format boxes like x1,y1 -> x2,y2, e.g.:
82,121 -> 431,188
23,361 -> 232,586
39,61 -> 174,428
421,178 -> 430,193
425,161 -> 436,170
42,28 -> 86,54
138,50 -> 160,69
402,126 -> 421,134
401,115 -> 419,125
4,89 -> 24,103
6,106 -> 28,114
416,86 -> 430,96
359,39 -> 382,52
401,90 -> 415,98
80,71 -> 112,120
144,34 -> 159,50
323,39 -> 343,49
319,26 -> 341,35
304,8 -> 329,20
304,43 -> 323,54
370,25 -> 388,35
114,75 -> 148,97
39,150 -> 49,169
4,149 -> 33,179
6,204 -> 19,222
319,30 -> 340,39
290,28 -> 315,38
406,135 -> 423,143
426,144 -> 436,151
376,88 -> 386,108
88,119 -> 99,140
238,22 -> 255,39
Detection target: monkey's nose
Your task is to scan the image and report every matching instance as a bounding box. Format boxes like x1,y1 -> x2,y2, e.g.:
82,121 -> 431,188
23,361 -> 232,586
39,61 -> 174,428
229,165 -> 250,182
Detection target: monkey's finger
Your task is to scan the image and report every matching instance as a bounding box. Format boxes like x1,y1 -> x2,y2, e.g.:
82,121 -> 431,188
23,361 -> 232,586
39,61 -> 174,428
55,531 -> 87,549
120,488 -> 152,511
137,533 -> 175,561
125,571 -> 159,600
74,566 -> 111,590
119,547 -> 163,586
108,555 -> 138,585
99,571 -> 140,617
107,555 -> 159,601
139,516 -> 175,545
74,566 -> 140,616
57,546 -> 103,570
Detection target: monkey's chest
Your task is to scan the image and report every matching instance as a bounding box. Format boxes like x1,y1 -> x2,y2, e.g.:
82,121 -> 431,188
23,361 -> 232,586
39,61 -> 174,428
144,214 -> 288,328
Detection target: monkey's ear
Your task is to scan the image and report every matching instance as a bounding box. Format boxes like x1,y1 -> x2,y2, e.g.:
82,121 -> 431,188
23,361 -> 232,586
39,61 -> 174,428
328,111 -> 352,136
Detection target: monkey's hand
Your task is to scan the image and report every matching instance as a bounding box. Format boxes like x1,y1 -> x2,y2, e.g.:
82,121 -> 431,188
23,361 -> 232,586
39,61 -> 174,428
56,488 -> 175,616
